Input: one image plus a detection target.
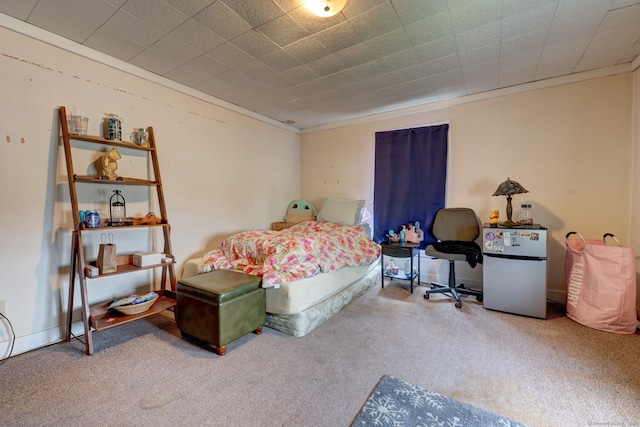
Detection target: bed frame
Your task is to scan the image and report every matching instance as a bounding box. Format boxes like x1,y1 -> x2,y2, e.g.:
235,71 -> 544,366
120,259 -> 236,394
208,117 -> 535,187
264,259 -> 380,336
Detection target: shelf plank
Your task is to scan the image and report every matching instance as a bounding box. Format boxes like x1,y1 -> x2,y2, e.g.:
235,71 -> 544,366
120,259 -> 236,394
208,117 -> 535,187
79,222 -> 169,231
89,290 -> 177,332
67,133 -> 154,151
74,175 -> 160,186
87,254 -> 174,279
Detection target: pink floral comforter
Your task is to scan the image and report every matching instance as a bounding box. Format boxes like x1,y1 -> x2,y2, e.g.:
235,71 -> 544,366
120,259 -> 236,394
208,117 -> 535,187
197,221 -> 381,288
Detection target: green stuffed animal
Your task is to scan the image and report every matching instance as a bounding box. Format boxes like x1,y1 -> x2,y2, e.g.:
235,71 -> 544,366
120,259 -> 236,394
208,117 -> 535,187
284,200 -> 317,223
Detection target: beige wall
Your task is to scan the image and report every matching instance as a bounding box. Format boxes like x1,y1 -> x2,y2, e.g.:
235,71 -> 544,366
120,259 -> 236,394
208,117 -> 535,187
301,73 -> 633,301
631,67 -> 640,318
0,27 -> 300,355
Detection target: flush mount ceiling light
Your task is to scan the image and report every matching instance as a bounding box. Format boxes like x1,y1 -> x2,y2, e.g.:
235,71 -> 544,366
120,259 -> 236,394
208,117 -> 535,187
306,0 -> 346,17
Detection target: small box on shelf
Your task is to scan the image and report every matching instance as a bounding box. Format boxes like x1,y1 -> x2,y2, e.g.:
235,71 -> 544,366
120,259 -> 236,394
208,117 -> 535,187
133,252 -> 162,267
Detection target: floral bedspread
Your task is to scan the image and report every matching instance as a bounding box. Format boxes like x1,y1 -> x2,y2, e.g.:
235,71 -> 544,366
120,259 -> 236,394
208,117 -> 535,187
197,221 -> 381,288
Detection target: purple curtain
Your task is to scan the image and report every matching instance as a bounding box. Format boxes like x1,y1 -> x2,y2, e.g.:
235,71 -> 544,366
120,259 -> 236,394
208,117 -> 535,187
373,124 -> 448,248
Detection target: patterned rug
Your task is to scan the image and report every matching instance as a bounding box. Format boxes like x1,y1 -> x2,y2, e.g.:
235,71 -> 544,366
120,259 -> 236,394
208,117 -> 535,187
352,375 -> 528,427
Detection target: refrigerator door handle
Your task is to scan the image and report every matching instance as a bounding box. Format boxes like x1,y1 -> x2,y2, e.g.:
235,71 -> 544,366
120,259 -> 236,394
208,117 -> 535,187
484,253 -> 547,261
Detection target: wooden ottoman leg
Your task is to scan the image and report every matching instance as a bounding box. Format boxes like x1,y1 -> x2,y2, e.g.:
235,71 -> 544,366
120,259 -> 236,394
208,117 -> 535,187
254,326 -> 263,335
215,345 -> 228,356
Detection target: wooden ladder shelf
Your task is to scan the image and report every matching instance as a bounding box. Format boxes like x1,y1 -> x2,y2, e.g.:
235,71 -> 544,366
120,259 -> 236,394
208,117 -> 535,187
58,106 -> 177,355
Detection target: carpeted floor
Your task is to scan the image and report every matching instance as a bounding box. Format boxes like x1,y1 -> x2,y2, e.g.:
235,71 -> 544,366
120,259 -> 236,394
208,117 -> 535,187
1,279 -> 639,426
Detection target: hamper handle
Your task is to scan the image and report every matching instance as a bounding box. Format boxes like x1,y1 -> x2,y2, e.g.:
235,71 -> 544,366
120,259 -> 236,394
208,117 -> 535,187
603,233 -> 622,246
565,231 -> 586,252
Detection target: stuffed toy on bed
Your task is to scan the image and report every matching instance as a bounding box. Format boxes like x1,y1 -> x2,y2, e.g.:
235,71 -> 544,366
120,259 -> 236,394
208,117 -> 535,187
284,199 -> 317,223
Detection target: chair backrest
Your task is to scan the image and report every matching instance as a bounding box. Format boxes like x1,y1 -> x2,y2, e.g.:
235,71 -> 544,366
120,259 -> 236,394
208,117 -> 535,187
431,208 -> 480,242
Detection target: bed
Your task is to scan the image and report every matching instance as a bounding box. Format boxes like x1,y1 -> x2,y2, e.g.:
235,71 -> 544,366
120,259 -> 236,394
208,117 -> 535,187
181,198 -> 382,337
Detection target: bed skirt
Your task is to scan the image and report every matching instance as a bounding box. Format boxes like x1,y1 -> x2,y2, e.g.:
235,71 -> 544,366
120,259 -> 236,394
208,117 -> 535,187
264,259 -> 381,337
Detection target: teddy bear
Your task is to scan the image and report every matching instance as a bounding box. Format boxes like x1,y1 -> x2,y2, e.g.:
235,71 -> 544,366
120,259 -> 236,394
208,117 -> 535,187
489,209 -> 500,226
101,147 -> 121,179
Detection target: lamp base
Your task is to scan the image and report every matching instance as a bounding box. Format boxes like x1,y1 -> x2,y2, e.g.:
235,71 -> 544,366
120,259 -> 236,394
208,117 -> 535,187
499,220 -> 518,227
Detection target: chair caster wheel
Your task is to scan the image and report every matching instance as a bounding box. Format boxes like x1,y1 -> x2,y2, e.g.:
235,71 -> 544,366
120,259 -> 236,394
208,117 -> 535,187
476,295 -> 483,303
455,302 -> 462,309
424,293 -> 430,300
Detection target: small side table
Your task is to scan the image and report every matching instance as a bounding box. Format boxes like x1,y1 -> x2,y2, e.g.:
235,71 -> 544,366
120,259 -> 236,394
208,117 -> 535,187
381,241 -> 421,293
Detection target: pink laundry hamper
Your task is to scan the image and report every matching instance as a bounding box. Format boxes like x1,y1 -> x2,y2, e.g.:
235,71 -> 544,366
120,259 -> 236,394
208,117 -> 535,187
565,232 -> 637,334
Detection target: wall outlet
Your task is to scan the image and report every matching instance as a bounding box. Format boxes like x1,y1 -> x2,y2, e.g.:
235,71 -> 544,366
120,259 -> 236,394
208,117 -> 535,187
0,300 -> 5,316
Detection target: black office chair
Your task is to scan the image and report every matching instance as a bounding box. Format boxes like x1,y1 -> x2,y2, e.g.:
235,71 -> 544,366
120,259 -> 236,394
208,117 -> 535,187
423,208 -> 483,308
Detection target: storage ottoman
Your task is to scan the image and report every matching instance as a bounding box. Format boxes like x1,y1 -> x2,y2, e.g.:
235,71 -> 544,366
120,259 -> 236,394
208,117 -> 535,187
176,269 -> 265,355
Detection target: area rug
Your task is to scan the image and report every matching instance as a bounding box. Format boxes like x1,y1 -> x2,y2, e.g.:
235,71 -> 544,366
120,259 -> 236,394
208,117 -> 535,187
352,375 -> 528,427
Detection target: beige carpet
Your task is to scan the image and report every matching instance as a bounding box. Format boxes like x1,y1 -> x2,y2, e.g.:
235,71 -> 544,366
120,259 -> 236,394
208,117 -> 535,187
2,280 -> 639,426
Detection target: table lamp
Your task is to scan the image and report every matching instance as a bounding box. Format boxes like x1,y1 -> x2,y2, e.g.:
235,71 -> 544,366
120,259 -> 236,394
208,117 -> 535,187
492,177 -> 528,226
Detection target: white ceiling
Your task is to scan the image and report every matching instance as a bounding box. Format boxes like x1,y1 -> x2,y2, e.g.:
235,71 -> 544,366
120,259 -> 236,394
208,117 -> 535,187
1,0 -> 640,129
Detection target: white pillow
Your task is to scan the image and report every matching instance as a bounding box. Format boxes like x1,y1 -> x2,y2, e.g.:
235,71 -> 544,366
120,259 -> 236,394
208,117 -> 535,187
317,198 -> 365,226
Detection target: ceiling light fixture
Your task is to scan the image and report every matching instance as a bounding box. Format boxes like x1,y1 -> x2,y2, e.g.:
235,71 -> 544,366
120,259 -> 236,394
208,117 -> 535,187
306,0 -> 346,17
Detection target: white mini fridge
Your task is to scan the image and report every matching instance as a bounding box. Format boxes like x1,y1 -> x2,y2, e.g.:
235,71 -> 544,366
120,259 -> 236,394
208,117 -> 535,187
482,225 -> 548,319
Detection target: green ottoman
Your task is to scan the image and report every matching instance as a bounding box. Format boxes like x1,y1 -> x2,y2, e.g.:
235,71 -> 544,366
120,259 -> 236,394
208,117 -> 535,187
176,270 -> 265,355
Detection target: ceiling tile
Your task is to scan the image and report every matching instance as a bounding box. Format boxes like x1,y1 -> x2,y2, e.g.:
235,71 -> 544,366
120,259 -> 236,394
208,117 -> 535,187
500,30 -> 548,57
391,0 -> 448,26
422,54 -> 462,77
257,13 -> 310,47
500,49 -> 542,73
164,62 -> 214,87
349,49 -> 422,80
280,64 -> 320,85
0,0 -> 38,20
207,42 -> 255,68
193,1 -> 252,40
121,0 -> 188,33
589,26 -> 640,52
187,54 -> 232,77
574,45 -> 629,72
348,2 -> 402,40
193,76 -> 235,96
458,44 -> 500,68
403,12 -> 454,46
129,48 -> 184,74
465,74 -> 499,94
334,28 -> 412,68
231,29 -> 281,58
412,36 -> 458,63
28,0 -> 118,43
84,27 -> 146,61
546,14 -> 606,45
539,36 -> 591,63
448,0 -> 502,34
552,0 -> 610,26
462,58 -> 499,79
501,2 -> 555,40
306,54 -> 346,76
4,0 -> 639,129
101,9 -> 165,48
261,49 -> 302,72
285,35 -> 332,63
166,19 -> 225,53
502,0 -> 557,18
454,20 -> 501,53
162,0 -> 215,17
314,21 -> 362,52
221,0 -> 287,27
598,2 -> 640,32
499,67 -> 536,88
